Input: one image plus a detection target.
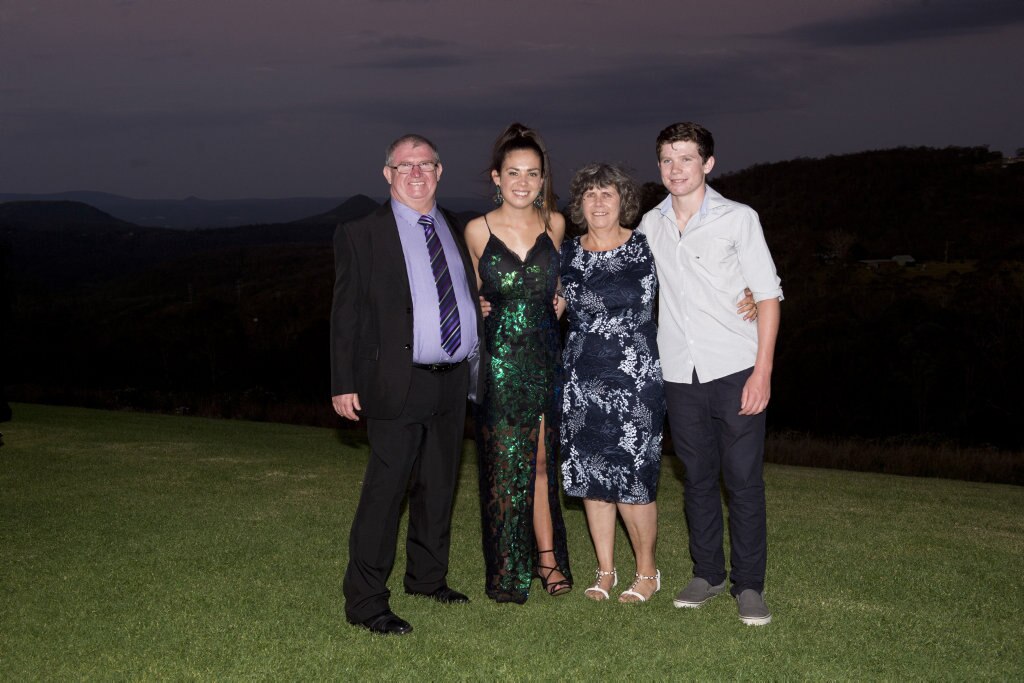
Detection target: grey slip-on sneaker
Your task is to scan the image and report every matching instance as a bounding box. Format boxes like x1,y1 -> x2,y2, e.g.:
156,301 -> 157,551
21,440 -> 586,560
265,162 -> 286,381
736,589 -> 772,626
673,577 -> 727,608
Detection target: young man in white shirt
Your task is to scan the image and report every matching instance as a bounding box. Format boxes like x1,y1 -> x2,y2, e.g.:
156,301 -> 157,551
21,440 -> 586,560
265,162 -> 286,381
637,122 -> 782,625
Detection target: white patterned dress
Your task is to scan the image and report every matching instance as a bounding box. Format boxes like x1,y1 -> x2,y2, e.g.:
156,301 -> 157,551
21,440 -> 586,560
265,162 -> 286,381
560,231 -> 665,504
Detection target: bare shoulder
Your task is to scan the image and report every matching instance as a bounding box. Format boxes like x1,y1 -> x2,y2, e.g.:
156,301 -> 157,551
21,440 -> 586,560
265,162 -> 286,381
548,211 -> 566,248
464,216 -> 490,255
465,215 -> 488,236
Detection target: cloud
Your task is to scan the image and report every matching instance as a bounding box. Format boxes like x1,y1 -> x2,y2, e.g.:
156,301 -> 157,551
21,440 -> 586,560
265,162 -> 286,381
0,106 -> 274,139
782,0 -> 1024,47
342,48 -> 835,134
355,52 -> 476,69
336,31 -> 476,69
350,33 -> 453,51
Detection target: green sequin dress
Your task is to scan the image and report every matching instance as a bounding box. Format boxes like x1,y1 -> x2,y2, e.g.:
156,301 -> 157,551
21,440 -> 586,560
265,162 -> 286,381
475,227 -> 572,603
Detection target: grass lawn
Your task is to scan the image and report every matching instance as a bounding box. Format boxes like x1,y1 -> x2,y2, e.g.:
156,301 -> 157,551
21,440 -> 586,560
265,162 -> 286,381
2,403 -> 1022,679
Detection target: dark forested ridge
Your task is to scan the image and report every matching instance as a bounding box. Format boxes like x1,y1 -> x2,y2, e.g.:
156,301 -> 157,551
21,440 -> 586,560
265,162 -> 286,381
709,147 -> 1024,452
2,146 -> 1022,453
713,145 -> 1023,263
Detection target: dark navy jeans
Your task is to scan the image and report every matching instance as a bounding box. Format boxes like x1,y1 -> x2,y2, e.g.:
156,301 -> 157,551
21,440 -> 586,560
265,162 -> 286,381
665,367 -> 767,596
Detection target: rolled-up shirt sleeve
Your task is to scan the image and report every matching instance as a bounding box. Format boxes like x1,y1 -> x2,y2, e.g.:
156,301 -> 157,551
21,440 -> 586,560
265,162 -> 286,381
737,208 -> 784,303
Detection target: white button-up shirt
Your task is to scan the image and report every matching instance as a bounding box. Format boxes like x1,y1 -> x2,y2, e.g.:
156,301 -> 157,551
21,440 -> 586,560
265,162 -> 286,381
637,185 -> 783,384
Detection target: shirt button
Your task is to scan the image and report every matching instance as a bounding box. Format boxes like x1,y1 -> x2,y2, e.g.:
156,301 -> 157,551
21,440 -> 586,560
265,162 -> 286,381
404,344 -> 412,350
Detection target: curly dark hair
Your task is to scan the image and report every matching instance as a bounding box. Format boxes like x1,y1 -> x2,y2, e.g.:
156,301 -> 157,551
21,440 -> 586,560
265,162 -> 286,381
567,163 -> 640,229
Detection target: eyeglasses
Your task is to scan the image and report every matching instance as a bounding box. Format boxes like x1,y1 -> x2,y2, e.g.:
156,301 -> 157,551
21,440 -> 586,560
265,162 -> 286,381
389,161 -> 438,174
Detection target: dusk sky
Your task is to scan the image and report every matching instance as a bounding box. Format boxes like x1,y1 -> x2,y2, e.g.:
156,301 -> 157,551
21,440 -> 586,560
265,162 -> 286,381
2,0 -> 1022,201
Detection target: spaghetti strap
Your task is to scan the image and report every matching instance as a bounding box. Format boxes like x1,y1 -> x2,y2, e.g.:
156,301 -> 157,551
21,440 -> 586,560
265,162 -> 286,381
483,215 -> 494,235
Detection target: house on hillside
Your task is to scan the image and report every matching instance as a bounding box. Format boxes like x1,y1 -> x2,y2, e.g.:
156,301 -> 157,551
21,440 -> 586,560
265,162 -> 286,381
860,255 -> 916,271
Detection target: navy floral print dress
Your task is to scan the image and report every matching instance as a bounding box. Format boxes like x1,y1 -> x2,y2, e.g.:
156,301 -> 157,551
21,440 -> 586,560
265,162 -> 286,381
560,231 -> 666,504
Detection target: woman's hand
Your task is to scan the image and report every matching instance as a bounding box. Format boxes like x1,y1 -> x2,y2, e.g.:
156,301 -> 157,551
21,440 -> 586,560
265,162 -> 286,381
738,287 -> 758,321
554,294 -> 566,319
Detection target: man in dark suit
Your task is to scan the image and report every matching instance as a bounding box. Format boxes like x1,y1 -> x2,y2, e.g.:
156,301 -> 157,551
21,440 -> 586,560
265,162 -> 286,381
330,133 -> 483,635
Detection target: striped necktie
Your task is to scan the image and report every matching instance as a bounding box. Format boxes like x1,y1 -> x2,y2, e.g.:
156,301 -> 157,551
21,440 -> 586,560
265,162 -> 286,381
418,214 -> 461,357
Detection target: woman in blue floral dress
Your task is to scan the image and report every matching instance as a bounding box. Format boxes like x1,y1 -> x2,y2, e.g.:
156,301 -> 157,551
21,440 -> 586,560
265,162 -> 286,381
559,163 -> 666,603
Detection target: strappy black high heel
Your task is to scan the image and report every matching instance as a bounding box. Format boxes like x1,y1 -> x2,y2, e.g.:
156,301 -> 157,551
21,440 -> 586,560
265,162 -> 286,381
536,549 -> 572,596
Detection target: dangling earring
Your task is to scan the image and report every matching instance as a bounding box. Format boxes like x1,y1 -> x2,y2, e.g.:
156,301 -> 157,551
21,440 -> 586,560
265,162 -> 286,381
493,185 -> 503,206
533,194 -> 544,209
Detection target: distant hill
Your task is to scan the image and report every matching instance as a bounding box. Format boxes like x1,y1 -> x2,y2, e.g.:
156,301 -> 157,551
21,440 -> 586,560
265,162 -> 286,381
289,193 -> 485,227
0,191 -> 496,228
0,200 -> 139,232
292,194 -> 381,225
0,192 -> 382,287
0,192 -> 345,229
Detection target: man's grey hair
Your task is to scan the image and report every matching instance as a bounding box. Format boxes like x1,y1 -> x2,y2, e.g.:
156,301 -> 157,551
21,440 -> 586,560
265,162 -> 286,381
385,134 -> 441,166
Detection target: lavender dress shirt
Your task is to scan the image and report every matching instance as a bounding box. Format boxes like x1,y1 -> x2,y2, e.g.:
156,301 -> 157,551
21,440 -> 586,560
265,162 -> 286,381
391,198 -> 478,365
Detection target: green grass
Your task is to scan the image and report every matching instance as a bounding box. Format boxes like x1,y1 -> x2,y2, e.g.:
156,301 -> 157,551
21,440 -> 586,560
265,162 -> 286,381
2,403 -> 1022,679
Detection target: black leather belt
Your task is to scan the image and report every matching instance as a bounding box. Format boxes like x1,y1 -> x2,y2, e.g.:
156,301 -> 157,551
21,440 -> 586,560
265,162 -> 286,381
412,360 -> 464,374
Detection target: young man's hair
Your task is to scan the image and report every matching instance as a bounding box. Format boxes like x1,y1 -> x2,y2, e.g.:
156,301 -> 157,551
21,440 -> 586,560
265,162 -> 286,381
656,122 -> 714,163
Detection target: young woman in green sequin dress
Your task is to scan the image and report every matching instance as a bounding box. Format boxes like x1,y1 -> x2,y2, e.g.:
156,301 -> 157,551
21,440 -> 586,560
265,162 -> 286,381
464,123 -> 572,603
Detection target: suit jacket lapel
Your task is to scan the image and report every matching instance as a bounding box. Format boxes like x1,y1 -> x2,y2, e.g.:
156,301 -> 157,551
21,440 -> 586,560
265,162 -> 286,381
372,202 -> 413,307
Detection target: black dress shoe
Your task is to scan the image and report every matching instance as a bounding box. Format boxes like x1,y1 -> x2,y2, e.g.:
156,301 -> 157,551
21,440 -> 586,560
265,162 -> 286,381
405,585 -> 470,604
352,610 -> 413,635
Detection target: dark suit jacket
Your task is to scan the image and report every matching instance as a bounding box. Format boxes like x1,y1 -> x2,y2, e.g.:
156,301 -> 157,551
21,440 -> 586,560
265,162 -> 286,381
330,201 -> 485,419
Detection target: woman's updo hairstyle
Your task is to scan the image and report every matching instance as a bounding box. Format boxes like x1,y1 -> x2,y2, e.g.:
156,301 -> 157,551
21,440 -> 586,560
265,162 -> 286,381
488,122 -> 558,230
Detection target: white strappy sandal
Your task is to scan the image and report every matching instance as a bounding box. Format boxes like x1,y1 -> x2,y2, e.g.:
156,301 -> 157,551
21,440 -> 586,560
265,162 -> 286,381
583,568 -> 618,601
619,569 -> 661,603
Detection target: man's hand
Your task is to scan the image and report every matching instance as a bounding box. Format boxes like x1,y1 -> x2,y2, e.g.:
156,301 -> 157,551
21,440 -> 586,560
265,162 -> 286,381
738,287 -> 758,322
332,393 -> 362,421
739,370 -> 770,416
479,295 -> 492,318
